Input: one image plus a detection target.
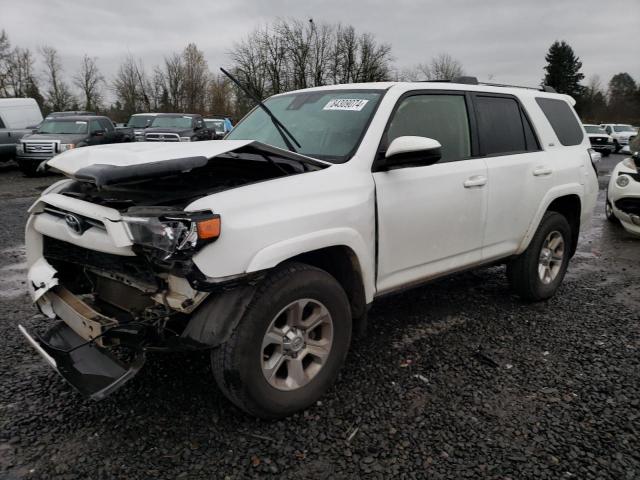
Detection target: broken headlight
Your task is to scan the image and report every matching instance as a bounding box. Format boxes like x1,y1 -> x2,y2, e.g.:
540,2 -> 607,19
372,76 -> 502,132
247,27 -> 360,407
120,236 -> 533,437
122,211 -> 220,260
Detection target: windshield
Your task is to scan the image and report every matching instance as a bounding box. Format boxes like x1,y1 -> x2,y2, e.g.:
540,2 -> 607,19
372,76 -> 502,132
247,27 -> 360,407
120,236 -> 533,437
151,116 -> 193,129
128,115 -> 155,128
226,90 -> 384,162
584,125 -> 606,134
38,119 -> 88,134
205,119 -> 225,133
614,125 -> 634,132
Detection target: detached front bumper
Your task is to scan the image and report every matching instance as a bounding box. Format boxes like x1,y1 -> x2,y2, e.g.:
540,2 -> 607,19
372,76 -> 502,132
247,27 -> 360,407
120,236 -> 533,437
19,321 -> 145,400
613,196 -> 640,236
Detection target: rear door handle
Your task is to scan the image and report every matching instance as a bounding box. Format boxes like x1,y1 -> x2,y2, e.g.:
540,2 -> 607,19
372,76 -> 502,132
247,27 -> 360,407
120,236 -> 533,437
463,175 -> 487,188
533,166 -> 553,176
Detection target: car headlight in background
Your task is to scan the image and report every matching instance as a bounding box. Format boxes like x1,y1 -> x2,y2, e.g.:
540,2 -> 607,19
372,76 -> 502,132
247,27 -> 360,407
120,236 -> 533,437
179,137 -> 191,142
59,143 -> 75,152
122,210 -> 220,260
16,143 -> 24,153
616,175 -> 630,188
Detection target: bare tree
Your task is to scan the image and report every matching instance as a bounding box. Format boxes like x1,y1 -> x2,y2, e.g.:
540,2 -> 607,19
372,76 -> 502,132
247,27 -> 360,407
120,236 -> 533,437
41,46 -> 75,111
113,55 -> 150,116
0,30 -> 12,96
73,55 -> 104,111
207,73 -> 236,116
422,53 -> 465,81
228,18 -> 393,114
6,47 -> 37,97
182,43 -> 209,112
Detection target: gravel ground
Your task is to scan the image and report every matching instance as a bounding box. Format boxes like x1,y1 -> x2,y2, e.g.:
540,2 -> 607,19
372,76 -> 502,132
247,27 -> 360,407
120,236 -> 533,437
1,155 -> 639,479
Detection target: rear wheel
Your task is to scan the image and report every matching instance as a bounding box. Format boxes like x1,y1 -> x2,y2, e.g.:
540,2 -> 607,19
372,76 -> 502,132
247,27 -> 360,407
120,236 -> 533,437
211,262 -> 352,418
507,212 -> 572,301
601,150 -> 610,157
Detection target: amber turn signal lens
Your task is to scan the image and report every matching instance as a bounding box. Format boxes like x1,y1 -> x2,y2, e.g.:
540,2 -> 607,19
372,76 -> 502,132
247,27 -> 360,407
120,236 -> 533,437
197,217 -> 221,239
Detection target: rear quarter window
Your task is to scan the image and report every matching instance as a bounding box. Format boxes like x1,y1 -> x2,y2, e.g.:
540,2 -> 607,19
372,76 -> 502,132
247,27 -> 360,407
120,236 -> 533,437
535,97 -> 583,146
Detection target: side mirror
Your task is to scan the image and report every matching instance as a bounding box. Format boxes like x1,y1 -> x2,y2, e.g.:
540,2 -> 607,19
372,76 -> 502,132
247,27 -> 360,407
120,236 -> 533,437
91,129 -> 105,137
382,136 -> 442,169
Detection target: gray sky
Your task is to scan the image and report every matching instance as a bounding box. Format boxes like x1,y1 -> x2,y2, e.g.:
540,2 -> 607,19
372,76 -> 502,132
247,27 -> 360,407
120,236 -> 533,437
3,0 -> 640,99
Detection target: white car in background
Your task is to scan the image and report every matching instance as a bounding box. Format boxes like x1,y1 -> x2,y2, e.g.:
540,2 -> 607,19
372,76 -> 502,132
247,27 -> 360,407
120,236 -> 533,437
601,124 -> 637,153
606,153 -> 640,236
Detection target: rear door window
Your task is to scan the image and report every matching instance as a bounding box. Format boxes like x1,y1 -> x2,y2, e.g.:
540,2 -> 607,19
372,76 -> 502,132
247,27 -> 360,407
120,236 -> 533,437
535,97 -> 584,146
474,95 -> 538,155
89,120 -> 102,133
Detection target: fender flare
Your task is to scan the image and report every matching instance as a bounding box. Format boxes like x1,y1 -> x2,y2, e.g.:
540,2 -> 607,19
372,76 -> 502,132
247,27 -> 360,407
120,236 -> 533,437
245,227 -> 376,303
516,183 -> 583,254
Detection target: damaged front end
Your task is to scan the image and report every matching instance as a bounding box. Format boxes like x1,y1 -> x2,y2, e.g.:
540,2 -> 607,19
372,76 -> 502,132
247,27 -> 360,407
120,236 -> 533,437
20,142 -> 320,399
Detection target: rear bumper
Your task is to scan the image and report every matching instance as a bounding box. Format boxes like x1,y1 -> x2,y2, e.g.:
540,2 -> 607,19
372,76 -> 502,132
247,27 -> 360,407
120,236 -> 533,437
19,321 -> 145,400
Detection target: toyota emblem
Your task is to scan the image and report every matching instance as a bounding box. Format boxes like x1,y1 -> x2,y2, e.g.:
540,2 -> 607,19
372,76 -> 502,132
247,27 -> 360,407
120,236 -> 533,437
65,213 -> 83,234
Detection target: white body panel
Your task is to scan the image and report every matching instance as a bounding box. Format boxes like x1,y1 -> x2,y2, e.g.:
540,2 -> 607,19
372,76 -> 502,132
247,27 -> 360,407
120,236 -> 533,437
373,159 -> 488,293
25,81 -> 598,309
607,159 -> 640,236
0,98 -> 43,129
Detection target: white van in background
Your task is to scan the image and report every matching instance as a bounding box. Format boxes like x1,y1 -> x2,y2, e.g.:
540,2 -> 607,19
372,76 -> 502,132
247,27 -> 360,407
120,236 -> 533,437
0,98 -> 43,162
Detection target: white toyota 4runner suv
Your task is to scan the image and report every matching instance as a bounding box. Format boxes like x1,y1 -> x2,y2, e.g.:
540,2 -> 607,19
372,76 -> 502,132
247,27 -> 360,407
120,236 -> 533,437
21,79 -> 598,418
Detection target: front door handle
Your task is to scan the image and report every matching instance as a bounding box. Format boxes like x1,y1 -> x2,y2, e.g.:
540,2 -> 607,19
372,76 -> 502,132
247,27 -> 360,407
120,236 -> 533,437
533,166 -> 553,176
463,175 -> 487,188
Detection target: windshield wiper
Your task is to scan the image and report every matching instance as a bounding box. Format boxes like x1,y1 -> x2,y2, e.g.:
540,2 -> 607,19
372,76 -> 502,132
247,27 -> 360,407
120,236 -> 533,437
220,67 -> 301,153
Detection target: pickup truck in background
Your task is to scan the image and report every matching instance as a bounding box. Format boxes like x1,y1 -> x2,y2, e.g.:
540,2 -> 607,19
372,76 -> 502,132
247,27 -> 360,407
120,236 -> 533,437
123,112 -> 160,141
601,123 -> 637,153
16,115 -> 131,176
144,113 -> 213,142
0,98 -> 43,163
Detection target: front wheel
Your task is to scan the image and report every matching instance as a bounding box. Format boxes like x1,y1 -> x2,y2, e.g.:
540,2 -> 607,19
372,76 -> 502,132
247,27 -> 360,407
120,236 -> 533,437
605,196 -> 619,224
601,150 -> 610,157
507,212 -> 572,301
17,160 -> 39,177
211,262 -> 352,418
614,140 -> 621,153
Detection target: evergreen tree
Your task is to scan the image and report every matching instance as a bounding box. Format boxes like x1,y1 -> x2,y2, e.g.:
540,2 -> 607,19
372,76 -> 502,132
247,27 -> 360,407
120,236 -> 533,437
543,40 -> 585,99
608,73 -> 638,123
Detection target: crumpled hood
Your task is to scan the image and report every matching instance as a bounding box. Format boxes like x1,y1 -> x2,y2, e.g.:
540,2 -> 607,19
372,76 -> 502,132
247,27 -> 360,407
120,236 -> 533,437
46,140 -> 329,186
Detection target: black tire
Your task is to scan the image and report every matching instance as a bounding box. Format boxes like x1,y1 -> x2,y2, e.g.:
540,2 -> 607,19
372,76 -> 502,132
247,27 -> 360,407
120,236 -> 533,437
602,150 -> 610,157
614,140 -> 621,153
17,161 -> 39,177
507,212 -> 572,302
605,196 -> 619,224
211,262 -> 352,419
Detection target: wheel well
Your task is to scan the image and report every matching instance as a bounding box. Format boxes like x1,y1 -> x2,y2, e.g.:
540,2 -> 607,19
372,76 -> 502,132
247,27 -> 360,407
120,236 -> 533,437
284,246 -> 367,323
547,194 -> 581,256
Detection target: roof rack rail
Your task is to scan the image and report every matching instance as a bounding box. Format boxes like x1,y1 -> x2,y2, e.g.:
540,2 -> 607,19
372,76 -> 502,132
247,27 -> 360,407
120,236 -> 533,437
452,76 -> 479,85
418,77 -> 558,93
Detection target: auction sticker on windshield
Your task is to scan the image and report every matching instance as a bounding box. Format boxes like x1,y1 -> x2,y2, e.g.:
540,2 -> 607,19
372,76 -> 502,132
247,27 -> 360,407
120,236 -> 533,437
323,99 -> 369,111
